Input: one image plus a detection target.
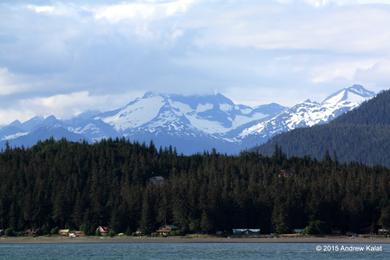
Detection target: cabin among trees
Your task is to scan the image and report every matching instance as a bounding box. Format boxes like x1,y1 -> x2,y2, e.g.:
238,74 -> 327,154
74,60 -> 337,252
96,226 -> 110,236
156,225 -> 178,236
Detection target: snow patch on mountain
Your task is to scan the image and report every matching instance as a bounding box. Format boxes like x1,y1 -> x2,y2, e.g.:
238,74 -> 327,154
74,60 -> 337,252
196,103 -> 214,113
102,95 -> 164,131
2,132 -> 29,141
69,123 -> 101,135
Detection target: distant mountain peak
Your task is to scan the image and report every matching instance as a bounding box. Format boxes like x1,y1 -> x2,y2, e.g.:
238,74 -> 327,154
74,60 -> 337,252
346,84 -> 375,95
142,91 -> 160,99
322,85 -> 375,105
302,99 -> 318,104
140,91 -> 234,105
9,120 -> 22,127
25,116 -> 44,122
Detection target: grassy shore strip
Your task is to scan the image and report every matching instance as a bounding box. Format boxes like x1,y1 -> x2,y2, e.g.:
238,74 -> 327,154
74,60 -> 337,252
1,236 -> 390,244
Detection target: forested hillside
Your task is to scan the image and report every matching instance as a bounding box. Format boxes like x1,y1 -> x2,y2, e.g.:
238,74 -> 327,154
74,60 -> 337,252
256,89 -> 390,166
1,139 -> 390,235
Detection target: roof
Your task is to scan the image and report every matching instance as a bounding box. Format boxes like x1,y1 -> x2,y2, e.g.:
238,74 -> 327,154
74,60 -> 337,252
97,226 -> 110,232
157,225 -> 178,232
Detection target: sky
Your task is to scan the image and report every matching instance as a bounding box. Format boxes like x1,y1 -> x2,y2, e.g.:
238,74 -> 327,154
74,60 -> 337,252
1,0 -> 390,124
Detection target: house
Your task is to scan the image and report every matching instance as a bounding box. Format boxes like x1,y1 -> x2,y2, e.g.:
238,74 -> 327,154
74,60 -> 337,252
59,229 -> 70,236
0,229 -> 4,236
96,226 -> 110,236
232,228 -> 261,236
156,225 -> 178,236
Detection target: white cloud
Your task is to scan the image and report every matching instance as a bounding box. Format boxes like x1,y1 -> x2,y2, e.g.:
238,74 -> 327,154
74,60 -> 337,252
193,4 -> 390,54
1,0 -> 390,119
17,91 -> 142,120
26,5 -> 55,14
280,0 -> 390,6
355,59 -> 390,87
0,109 -> 36,126
303,0 -> 331,7
25,4 -> 74,16
0,90 -> 145,125
92,0 -> 196,23
310,59 -> 377,84
0,68 -> 30,96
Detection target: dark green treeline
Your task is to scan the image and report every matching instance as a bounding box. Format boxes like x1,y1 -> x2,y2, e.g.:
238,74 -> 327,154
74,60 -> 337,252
0,139 -> 389,235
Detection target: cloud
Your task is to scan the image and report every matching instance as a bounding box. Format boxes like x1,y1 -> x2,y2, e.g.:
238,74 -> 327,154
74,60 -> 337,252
280,0 -> 390,6
26,4 -> 55,14
193,3 -> 390,54
92,0 -> 196,23
0,67 -> 30,96
310,59 -> 378,84
304,58 -> 390,92
355,59 -> 390,88
0,0 -> 390,122
18,90 -> 142,119
0,90 -> 143,125
0,109 -> 35,126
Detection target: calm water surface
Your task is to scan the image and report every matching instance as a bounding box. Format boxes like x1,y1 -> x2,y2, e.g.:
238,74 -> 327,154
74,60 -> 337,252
0,243 -> 389,259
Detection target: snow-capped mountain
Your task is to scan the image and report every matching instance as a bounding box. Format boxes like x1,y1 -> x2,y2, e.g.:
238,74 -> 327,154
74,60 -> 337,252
97,92 -> 281,135
93,92 -> 285,153
238,85 -> 375,147
0,85 -> 375,154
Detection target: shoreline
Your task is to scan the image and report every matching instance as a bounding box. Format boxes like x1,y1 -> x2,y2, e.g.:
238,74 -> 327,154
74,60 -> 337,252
1,235 -> 390,244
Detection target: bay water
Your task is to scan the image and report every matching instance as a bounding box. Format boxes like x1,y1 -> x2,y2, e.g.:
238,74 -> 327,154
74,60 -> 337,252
0,243 -> 389,259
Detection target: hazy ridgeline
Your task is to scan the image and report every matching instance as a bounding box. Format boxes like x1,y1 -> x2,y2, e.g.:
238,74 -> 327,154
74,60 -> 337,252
0,139 -> 389,235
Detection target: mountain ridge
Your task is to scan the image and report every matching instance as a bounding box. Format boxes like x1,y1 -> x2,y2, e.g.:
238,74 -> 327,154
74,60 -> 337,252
0,85 -> 376,154
256,88 -> 390,166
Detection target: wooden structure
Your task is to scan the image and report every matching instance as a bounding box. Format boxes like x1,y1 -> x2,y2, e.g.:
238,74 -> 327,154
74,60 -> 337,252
96,226 -> 110,236
156,225 -> 178,236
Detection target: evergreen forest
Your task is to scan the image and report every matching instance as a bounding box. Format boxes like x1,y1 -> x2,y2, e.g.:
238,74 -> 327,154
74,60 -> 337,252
0,139 -> 390,236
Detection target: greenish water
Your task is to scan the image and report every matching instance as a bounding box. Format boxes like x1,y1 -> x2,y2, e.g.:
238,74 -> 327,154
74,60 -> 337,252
0,243 -> 389,259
